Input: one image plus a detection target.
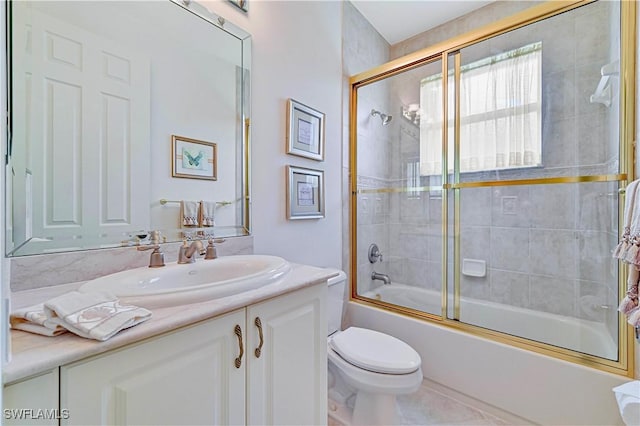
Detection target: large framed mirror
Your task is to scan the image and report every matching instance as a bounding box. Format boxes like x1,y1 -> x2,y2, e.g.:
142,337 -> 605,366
5,0 -> 251,256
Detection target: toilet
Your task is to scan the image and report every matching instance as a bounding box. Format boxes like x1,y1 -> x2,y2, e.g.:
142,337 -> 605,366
327,270 -> 423,426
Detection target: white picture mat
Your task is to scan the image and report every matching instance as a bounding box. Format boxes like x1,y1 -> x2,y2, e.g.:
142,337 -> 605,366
292,109 -> 319,153
286,165 -> 324,219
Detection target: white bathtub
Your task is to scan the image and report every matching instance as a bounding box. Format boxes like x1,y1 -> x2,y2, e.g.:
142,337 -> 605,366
352,284 -> 630,425
363,284 -> 617,360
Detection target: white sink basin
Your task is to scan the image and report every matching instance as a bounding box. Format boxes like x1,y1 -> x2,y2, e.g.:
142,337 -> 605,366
79,255 -> 291,308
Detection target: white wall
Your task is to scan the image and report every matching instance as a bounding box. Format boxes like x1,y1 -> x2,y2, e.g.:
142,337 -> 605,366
201,0 -> 343,269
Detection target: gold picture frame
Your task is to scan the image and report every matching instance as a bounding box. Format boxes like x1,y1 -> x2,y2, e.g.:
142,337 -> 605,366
286,165 -> 325,220
171,135 -> 217,180
286,99 -> 325,161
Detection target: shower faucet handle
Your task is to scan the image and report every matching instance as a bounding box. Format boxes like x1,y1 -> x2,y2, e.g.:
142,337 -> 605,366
368,243 -> 383,263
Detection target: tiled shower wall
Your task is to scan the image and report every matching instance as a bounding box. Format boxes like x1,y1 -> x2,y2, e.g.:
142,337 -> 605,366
341,2 -> 390,293
345,0 -> 621,338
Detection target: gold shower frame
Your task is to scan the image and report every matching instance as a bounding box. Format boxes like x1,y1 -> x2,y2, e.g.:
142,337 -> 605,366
349,0 -> 636,376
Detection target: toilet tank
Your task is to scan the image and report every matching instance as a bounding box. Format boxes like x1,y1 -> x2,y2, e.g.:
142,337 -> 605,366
327,270 -> 347,336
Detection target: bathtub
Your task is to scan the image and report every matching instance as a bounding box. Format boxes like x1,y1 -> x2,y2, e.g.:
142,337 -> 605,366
352,284 -> 630,425
363,284 -> 617,360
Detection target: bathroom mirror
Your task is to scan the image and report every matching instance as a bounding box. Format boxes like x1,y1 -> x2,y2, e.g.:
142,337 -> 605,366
5,0 -> 251,256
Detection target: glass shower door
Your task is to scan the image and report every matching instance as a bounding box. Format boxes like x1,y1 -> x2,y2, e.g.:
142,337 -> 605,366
452,0 -> 622,360
354,58 -> 446,318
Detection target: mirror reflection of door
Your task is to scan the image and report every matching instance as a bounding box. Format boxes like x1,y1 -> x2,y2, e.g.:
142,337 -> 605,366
11,3 -> 150,251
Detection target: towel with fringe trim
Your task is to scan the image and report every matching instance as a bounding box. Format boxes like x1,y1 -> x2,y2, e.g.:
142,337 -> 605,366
10,304 -> 68,336
613,179 -> 640,326
181,200 -> 199,227
201,201 -> 215,227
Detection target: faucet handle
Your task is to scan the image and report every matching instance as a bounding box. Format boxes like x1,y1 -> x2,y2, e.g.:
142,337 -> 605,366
368,243 -> 383,263
204,238 -> 225,260
149,230 -> 161,245
137,244 -> 160,251
136,245 -> 165,268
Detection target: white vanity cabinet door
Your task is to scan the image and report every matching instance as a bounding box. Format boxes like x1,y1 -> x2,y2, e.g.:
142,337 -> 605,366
246,283 -> 327,425
60,309 -> 246,426
3,369 -> 60,426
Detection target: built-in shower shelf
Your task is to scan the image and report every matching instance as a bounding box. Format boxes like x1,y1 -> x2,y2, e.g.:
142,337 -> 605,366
462,258 -> 486,277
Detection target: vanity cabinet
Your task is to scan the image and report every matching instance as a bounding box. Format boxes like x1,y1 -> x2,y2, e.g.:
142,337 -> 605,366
61,310 -> 246,425
4,369 -> 60,426
59,283 -> 326,425
246,284 -> 327,425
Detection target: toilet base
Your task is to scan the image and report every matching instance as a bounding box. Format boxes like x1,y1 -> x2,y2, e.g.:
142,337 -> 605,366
327,393 -> 400,426
352,391 -> 398,426
328,397 -> 352,426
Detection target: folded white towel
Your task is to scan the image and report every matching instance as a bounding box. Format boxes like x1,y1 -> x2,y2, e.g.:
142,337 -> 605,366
201,201 -> 215,227
10,304 -> 67,337
44,291 -> 152,341
181,200 -> 199,227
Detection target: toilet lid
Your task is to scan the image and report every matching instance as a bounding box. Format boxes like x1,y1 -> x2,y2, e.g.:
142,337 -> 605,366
329,327 -> 421,374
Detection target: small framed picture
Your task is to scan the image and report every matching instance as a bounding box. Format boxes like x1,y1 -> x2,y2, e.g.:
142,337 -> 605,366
171,135 -> 217,180
286,165 -> 325,220
286,99 -> 325,161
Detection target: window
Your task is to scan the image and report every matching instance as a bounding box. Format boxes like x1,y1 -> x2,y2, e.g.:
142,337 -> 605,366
419,42 -> 542,176
406,159 -> 420,198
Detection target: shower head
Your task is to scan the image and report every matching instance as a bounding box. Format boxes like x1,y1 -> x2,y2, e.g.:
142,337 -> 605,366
370,109 -> 392,126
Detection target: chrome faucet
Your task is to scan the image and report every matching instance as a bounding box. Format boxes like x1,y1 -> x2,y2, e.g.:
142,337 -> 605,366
178,240 -> 206,264
371,271 -> 391,285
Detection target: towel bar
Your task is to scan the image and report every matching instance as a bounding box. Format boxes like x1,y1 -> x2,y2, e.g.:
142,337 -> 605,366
159,198 -> 233,206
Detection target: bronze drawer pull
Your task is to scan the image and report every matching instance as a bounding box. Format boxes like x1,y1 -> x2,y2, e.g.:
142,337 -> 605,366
254,317 -> 264,358
234,324 -> 243,368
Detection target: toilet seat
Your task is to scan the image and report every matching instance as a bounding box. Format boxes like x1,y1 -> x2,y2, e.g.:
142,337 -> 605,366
328,346 -> 423,395
329,327 -> 421,374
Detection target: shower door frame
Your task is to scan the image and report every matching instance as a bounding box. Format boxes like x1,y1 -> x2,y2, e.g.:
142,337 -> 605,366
349,0 -> 636,376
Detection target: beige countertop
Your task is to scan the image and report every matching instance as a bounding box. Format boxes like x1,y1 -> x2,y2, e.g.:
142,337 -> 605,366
4,263 -> 337,384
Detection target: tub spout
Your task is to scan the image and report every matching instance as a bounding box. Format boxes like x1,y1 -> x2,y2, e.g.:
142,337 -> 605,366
371,271 -> 391,285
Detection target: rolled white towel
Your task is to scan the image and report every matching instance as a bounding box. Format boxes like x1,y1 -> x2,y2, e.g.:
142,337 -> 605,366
10,303 -> 67,337
44,291 -> 151,341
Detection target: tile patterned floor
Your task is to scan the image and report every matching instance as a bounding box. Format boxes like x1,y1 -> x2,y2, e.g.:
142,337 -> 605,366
329,379 -> 518,426
395,383 -> 510,426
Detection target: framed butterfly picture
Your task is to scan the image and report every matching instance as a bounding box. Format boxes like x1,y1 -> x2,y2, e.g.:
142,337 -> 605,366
171,135 -> 217,181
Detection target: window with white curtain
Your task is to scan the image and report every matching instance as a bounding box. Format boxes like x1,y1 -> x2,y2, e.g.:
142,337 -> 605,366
419,42 -> 542,176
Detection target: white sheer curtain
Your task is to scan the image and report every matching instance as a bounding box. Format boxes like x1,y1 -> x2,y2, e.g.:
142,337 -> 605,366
419,42 -> 542,176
